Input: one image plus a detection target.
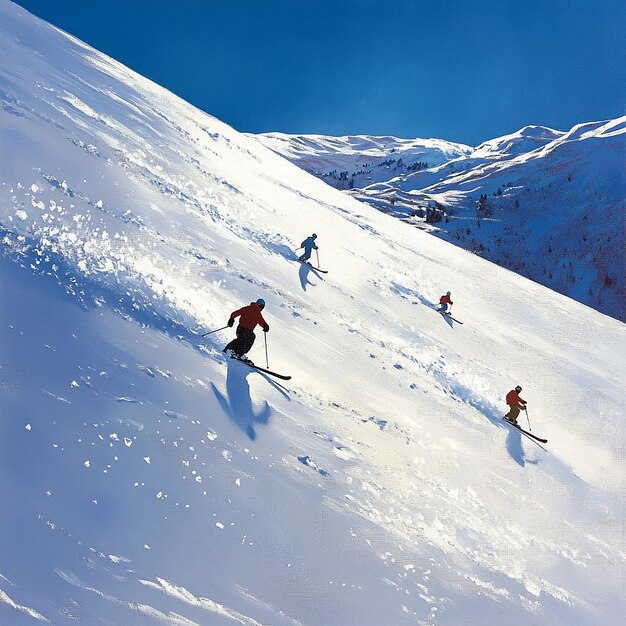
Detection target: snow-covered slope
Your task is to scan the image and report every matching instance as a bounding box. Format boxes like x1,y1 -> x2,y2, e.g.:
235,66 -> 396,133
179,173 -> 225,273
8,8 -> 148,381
253,132 -> 471,190
255,123 -> 625,321
471,125 -> 565,159
419,117 -> 626,320
1,2 -> 625,625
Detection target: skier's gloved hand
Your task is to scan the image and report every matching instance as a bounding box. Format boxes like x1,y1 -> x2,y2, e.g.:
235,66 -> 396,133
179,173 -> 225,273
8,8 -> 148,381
227,318 -> 234,328
263,324 -> 270,333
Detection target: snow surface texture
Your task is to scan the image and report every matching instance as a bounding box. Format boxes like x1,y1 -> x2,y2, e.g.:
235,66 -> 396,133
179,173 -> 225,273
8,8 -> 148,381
256,121 -> 626,322
1,2 -> 625,625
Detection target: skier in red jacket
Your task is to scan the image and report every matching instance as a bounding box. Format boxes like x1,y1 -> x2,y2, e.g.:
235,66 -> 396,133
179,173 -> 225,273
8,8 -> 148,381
504,385 -> 527,424
223,299 -> 270,363
437,291 -> 453,314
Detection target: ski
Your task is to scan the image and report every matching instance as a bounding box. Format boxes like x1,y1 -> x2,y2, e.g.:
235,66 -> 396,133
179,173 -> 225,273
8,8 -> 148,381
230,356 -> 292,380
502,418 -> 547,443
296,260 -> 328,273
437,309 -> 463,324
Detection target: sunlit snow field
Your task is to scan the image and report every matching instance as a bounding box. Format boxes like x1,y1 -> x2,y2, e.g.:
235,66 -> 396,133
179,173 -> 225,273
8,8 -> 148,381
1,2 -> 624,624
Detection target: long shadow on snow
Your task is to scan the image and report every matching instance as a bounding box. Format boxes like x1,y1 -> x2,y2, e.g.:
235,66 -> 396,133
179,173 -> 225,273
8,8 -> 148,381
470,401 -> 531,467
210,359 -> 288,440
298,261 -> 324,292
452,390 -> 549,468
505,429 -> 536,468
438,311 -> 454,328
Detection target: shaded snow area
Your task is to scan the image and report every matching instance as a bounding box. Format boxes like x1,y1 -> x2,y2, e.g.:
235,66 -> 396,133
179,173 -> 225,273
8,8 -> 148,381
257,122 -> 626,322
1,2 -> 624,624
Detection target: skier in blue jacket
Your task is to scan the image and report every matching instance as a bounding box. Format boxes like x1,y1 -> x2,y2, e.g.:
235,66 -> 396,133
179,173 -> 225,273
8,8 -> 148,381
298,233 -> 318,263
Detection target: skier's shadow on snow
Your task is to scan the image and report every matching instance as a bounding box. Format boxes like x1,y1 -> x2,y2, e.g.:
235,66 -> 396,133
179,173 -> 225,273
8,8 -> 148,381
210,360 -> 289,440
505,429 -> 531,467
480,407 -> 541,467
493,417 -> 541,467
298,262 -> 323,292
438,312 -> 455,328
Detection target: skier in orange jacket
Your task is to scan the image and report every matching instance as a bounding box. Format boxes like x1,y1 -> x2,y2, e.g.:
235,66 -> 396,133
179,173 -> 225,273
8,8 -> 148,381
223,299 -> 270,363
504,386 -> 527,424
437,291 -> 453,314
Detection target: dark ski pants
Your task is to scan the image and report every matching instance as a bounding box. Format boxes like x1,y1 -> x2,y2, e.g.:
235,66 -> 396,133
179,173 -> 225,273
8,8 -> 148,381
299,248 -> 313,261
224,325 -> 256,357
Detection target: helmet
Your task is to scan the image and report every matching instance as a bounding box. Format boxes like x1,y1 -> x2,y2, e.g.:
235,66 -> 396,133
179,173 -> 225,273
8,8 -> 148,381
446,291 -> 451,296
312,233 -> 317,239
515,385 -> 522,392
255,298 -> 266,308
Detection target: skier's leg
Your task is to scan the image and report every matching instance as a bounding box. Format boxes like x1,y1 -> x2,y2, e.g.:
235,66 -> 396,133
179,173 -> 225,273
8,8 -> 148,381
226,326 -> 249,358
223,337 -> 238,354
240,328 -> 256,356
504,405 -> 520,423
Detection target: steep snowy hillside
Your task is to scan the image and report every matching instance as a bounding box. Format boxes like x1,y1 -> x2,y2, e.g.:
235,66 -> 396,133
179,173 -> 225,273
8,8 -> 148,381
253,132 -> 471,190
255,123 -> 625,320
1,2 -> 624,625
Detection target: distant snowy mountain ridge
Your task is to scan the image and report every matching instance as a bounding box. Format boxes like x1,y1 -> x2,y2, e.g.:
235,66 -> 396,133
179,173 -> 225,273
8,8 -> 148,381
255,119 -> 625,320
252,132 -> 472,190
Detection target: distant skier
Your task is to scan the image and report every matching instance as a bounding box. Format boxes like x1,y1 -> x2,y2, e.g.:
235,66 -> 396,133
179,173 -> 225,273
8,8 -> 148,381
437,291 -> 453,314
223,298 -> 269,363
504,385 -> 527,424
298,233 -> 318,264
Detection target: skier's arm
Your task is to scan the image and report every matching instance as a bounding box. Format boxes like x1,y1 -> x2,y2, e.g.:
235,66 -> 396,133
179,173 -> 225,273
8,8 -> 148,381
229,307 -> 244,325
259,312 -> 269,332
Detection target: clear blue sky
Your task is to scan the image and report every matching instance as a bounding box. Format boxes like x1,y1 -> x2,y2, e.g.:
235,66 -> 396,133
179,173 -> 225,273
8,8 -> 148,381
14,0 -> 626,145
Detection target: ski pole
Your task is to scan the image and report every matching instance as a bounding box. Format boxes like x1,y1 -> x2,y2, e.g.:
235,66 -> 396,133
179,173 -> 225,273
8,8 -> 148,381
201,325 -> 229,337
525,405 -> 532,431
315,249 -> 320,267
264,331 -> 269,368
